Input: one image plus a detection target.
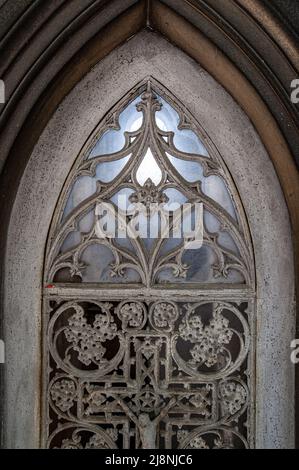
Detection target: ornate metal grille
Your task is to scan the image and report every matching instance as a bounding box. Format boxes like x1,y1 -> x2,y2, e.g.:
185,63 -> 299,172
43,79 -> 255,449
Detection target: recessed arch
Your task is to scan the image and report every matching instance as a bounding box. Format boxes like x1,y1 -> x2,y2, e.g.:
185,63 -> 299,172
2,30 -> 295,448
42,78 -> 256,449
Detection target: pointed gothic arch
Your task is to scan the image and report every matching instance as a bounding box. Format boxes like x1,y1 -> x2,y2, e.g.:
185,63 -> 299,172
43,79 -> 255,449
0,0 -> 296,446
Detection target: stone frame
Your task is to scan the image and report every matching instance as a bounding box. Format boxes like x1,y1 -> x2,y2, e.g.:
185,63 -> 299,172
2,31 -> 295,448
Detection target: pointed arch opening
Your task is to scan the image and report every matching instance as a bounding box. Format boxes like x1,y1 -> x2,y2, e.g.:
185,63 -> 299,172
43,79 -> 256,449
2,29 -> 294,450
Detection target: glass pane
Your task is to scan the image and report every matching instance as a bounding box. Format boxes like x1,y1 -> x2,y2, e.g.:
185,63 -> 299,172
203,175 -> 236,220
174,129 -> 209,156
60,231 -> 81,254
159,237 -> 183,256
81,244 -> 114,282
167,153 -> 204,182
63,157 -> 132,219
110,188 -> 135,210
156,246 -> 215,283
156,96 -> 180,132
60,211 -> 94,253
157,246 -> 244,284
167,153 -> 236,220
89,96 -> 143,158
157,96 -> 209,156
95,155 -> 131,182
63,177 -> 97,219
204,211 -> 239,254
136,148 -> 162,186
80,244 -> 141,283
163,188 -> 188,206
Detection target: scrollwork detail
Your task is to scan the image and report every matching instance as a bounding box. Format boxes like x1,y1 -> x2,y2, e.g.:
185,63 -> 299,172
50,377 -> 77,413
117,301 -> 147,331
64,304 -> 117,366
219,380 -> 248,417
149,301 -> 179,332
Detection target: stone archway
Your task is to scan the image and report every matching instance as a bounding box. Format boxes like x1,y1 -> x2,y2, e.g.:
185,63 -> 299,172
2,31 -> 295,448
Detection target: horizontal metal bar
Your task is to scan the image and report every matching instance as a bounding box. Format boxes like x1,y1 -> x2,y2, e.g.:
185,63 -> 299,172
43,284 -> 254,302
